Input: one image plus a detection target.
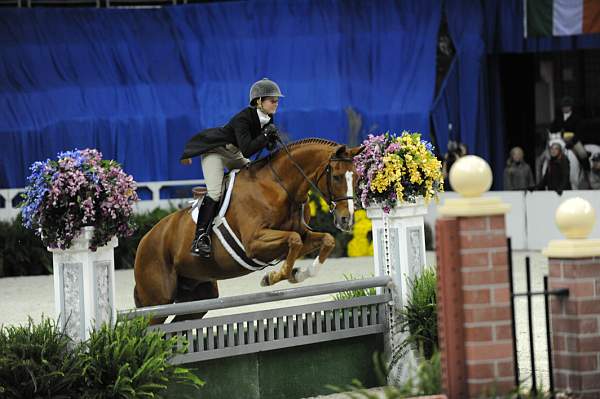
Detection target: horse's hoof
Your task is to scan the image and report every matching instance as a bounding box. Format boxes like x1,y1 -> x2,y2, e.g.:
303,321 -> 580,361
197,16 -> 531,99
260,274 -> 270,287
289,267 -> 305,284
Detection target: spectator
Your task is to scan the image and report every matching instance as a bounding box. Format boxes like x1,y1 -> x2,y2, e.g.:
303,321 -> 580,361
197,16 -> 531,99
442,140 -> 467,190
503,147 -> 534,190
589,152 -> 600,189
537,140 -> 571,194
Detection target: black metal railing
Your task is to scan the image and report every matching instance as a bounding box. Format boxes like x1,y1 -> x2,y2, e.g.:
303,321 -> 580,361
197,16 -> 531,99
507,238 -> 569,396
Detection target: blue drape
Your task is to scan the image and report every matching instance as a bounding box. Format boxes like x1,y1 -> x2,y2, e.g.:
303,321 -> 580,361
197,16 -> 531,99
0,0 -> 441,188
432,0 -> 506,188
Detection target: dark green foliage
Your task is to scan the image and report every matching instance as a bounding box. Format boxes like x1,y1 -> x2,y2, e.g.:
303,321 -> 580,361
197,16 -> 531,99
0,214 -> 52,277
0,317 -> 203,398
1,204 -> 432,276
399,267 -> 438,359
0,317 -> 83,398
0,208 -> 177,277
78,316 -> 203,398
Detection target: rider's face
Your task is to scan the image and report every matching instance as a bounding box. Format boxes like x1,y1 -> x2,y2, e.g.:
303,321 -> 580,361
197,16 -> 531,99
260,97 -> 279,115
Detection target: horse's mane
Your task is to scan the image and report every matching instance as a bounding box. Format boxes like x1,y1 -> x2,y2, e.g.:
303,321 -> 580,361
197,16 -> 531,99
249,138 -> 340,169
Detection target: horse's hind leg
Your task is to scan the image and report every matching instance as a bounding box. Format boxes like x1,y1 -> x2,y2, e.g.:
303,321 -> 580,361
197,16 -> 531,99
171,278 -> 219,323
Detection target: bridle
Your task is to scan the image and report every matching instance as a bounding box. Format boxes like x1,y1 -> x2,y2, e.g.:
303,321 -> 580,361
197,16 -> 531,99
267,137 -> 354,213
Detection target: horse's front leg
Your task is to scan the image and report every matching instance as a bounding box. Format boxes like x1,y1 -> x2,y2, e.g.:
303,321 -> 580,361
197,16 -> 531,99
246,229 -> 304,286
289,231 -> 336,284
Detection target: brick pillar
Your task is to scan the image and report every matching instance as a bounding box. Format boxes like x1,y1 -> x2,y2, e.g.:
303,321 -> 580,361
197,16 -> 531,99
548,258 -> 600,397
436,215 -> 516,398
543,197 -> 600,398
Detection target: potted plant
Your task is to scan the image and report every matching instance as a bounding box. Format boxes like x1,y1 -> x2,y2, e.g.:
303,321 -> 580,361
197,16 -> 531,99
20,148 -> 138,341
353,132 -> 443,386
20,148 -> 138,251
354,131 -> 443,213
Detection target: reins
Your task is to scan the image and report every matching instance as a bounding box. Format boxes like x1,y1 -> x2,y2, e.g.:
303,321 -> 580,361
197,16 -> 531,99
268,136 -> 354,213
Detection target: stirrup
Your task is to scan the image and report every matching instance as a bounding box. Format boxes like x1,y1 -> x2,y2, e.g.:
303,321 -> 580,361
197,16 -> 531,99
191,234 -> 212,258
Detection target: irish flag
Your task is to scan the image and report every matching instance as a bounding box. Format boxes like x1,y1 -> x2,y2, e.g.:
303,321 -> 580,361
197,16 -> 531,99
526,0 -> 600,37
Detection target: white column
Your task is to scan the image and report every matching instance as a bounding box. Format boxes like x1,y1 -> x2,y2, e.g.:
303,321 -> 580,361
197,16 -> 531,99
50,226 -> 118,342
367,200 -> 428,386
367,200 -> 427,307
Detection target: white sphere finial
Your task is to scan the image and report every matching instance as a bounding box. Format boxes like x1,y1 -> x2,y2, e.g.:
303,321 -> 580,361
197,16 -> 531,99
449,155 -> 493,198
555,197 -> 596,239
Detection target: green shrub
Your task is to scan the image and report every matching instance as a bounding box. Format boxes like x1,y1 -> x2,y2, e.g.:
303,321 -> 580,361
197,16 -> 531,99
0,317 -> 203,398
0,215 -> 52,277
331,273 -> 376,301
0,317 -> 83,398
78,316 -> 203,398
1,203 -> 432,276
0,208 -> 177,277
398,267 -> 438,360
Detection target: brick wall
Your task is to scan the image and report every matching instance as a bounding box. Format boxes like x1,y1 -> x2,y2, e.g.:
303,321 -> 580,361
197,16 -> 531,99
437,215 -> 516,398
549,257 -> 600,398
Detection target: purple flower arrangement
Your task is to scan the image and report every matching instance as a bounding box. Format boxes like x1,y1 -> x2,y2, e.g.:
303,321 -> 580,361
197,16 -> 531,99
353,132 -> 444,213
21,149 -> 139,251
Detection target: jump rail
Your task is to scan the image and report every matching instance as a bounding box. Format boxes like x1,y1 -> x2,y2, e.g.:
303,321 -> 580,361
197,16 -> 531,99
119,276 -> 392,364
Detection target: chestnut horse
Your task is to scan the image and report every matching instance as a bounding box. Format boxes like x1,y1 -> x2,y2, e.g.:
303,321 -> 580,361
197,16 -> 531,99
133,139 -> 363,323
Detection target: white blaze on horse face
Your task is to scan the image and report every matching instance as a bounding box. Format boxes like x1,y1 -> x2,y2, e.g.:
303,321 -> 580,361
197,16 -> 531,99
345,171 -> 354,223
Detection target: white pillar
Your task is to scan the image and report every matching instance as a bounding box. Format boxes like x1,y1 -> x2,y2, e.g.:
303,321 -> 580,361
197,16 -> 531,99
366,200 -> 428,386
50,226 -> 118,342
366,200 -> 427,306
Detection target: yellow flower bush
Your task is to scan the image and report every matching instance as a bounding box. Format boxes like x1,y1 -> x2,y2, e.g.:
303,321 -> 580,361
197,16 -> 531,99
354,132 -> 444,212
347,209 -> 373,257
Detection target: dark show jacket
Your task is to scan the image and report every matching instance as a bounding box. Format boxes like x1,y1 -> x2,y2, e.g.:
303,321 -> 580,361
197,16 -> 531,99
181,107 -> 273,160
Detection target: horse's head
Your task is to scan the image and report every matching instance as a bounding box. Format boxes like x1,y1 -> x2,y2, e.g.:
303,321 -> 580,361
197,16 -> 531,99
315,145 -> 364,232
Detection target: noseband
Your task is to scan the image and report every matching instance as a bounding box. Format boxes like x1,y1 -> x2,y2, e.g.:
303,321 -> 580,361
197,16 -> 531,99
268,138 -> 354,212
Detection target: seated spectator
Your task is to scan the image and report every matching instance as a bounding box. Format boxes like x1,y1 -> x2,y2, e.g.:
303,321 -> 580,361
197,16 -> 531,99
589,152 -> 600,189
503,147 -> 534,190
537,140 -> 571,194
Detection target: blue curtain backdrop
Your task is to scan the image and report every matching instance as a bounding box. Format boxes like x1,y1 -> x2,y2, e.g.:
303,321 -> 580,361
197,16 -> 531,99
0,0 -> 441,188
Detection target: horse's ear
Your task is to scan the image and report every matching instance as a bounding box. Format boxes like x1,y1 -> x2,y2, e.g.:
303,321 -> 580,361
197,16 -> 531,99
352,145 -> 365,156
335,145 -> 347,158
346,145 -> 365,158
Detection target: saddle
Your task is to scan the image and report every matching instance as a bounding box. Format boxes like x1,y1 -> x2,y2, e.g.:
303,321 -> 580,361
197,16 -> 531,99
190,170 -> 281,271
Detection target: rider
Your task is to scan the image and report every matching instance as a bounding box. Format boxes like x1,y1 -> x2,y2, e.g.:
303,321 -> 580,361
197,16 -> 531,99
180,78 -> 284,258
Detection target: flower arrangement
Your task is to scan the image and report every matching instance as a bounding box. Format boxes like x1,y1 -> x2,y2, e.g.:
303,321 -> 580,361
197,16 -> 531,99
20,149 -> 138,251
354,131 -> 443,212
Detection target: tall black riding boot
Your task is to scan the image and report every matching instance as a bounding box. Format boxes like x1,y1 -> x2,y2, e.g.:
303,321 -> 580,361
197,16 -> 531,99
191,196 -> 219,258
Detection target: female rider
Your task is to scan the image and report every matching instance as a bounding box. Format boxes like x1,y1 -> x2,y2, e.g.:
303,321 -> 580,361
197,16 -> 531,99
180,78 -> 283,258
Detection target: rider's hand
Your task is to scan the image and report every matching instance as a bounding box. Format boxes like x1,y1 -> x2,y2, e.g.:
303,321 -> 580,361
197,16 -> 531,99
180,158 -> 192,166
263,124 -> 280,140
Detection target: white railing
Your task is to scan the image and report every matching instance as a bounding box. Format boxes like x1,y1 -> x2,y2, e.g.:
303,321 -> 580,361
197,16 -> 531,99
0,179 -> 205,222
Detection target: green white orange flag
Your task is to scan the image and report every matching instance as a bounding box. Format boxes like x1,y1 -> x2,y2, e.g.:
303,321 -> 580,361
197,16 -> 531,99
525,0 -> 600,37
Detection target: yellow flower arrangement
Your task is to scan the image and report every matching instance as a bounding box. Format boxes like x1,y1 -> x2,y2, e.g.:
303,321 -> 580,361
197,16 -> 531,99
354,131 -> 444,212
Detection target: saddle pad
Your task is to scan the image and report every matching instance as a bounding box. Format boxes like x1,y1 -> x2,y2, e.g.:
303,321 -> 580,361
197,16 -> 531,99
191,170 -> 281,271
